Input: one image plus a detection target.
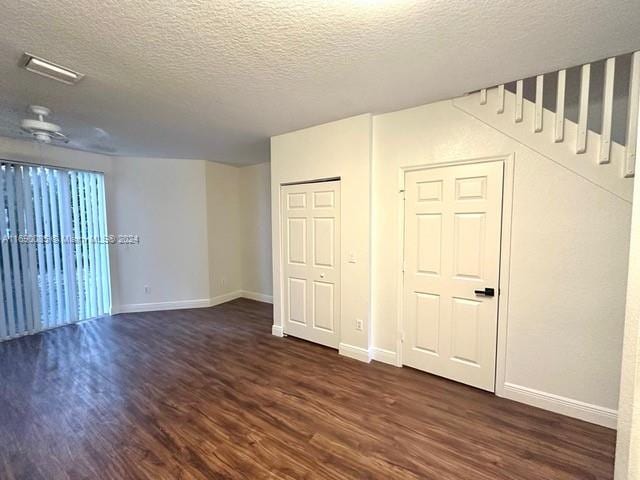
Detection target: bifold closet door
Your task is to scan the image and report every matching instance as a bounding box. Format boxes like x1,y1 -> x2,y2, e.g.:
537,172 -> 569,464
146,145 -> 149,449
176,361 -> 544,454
281,181 -> 340,349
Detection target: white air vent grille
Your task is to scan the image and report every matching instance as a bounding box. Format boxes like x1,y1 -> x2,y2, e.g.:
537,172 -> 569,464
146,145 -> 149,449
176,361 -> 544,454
20,53 -> 84,85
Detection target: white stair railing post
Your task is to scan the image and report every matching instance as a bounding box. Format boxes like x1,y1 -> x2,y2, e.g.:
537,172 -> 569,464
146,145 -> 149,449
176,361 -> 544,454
577,64 -> 590,154
515,80 -> 523,123
600,57 -> 615,164
625,52 -> 640,178
534,75 -> 544,132
555,69 -> 566,143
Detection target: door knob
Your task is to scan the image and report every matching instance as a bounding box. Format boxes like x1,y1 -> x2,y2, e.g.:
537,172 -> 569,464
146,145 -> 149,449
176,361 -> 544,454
320,273 -> 325,278
474,287 -> 495,297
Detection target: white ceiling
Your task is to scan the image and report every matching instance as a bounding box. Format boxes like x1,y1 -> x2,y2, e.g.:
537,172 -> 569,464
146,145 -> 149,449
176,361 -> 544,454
0,0 -> 639,165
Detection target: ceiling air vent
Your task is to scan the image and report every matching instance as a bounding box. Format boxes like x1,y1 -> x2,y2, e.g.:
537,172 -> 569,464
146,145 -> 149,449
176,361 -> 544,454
20,53 -> 84,85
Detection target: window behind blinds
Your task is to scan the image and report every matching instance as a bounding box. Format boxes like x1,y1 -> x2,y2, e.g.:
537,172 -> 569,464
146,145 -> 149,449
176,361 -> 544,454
0,162 -> 111,340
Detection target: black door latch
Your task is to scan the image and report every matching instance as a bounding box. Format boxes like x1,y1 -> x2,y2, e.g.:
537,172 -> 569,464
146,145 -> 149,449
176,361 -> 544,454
474,287 -> 495,297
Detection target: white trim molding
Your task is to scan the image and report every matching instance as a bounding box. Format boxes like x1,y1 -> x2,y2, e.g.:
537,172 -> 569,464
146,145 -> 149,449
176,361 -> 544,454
370,347 -> 400,366
117,290 -> 275,314
209,291 -> 244,307
272,325 -> 284,337
118,298 -> 214,314
501,383 -> 617,429
241,291 -> 274,304
339,343 -> 371,363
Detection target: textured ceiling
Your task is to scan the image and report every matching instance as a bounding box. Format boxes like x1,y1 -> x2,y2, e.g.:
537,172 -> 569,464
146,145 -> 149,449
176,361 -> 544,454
0,0 -> 640,165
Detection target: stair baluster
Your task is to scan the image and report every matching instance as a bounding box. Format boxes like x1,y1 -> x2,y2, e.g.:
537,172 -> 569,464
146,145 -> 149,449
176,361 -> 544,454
515,80 -> 524,123
577,64 -> 591,154
497,84 -> 505,114
466,50 -> 638,181
625,52 -> 639,178
535,75 -> 544,133
600,58 -> 615,164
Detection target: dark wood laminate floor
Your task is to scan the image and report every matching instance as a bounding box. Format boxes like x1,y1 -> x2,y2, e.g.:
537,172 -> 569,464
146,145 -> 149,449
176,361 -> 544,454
0,298 -> 615,480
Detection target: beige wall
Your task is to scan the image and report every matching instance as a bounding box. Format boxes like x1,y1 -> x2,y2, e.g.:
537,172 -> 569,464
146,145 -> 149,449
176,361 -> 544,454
239,162 -> 273,298
206,161 -> 243,299
270,114 -> 372,357
615,171 -> 640,479
206,161 -> 273,301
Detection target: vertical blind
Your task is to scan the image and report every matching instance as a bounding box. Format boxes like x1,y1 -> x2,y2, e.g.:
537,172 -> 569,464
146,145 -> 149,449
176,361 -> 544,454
0,161 -> 111,341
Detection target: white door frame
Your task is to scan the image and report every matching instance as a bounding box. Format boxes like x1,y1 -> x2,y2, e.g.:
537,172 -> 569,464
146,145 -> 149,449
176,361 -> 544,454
396,154 -> 515,394
276,177 -> 342,346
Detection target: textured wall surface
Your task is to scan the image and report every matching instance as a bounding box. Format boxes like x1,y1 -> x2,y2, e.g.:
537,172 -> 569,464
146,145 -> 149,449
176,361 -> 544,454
1,0 -> 640,163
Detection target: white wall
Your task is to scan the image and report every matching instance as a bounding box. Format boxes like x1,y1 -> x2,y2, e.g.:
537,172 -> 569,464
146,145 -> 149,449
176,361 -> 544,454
269,100 -> 631,426
239,162 -> 273,299
615,171 -> 640,479
270,114 -> 372,359
112,156 -> 210,311
372,100 -> 631,423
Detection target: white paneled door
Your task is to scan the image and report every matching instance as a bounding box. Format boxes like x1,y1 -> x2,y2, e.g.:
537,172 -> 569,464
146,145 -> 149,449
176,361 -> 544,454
403,161 -> 504,391
282,181 -> 341,348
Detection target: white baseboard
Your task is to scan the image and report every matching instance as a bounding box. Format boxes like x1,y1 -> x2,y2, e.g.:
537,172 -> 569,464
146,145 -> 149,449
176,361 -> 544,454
370,347 -> 400,366
271,325 -> 284,337
241,291 -> 273,304
117,290 -> 275,314
500,382 -> 617,429
209,290 -> 243,307
339,343 -> 371,363
118,298 -> 213,314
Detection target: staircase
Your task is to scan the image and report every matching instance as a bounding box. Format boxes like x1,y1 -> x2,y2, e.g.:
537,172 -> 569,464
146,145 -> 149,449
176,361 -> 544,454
453,52 -> 639,203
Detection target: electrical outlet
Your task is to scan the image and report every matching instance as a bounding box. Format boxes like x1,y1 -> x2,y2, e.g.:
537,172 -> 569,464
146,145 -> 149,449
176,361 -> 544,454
356,318 -> 363,331
144,285 -> 151,294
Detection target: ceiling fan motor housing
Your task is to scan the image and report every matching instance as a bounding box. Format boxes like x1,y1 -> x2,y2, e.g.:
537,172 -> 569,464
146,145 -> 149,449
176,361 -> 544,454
20,105 -> 67,143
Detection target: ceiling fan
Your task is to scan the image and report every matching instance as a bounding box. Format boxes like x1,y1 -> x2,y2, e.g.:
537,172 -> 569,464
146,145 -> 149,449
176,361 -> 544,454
3,104 -> 115,154
20,105 -> 68,144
